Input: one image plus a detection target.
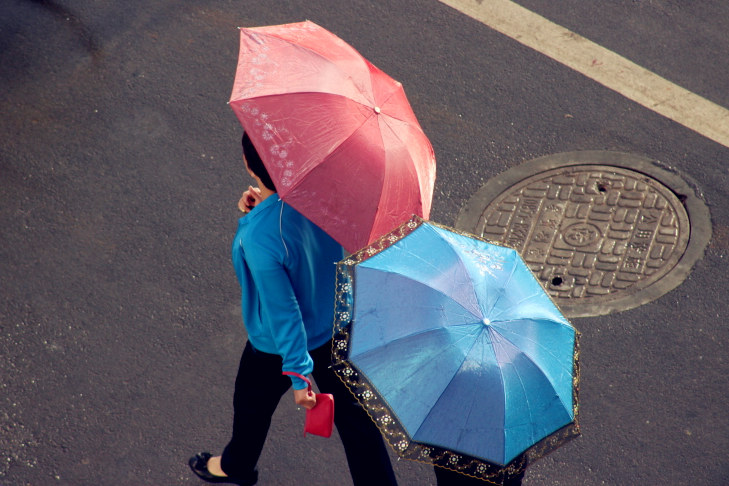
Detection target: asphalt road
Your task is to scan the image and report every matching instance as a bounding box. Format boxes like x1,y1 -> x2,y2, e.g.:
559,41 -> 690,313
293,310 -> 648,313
1,1 -> 728,485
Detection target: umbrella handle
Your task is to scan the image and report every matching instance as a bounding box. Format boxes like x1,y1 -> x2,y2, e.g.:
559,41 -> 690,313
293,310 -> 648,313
282,371 -> 313,392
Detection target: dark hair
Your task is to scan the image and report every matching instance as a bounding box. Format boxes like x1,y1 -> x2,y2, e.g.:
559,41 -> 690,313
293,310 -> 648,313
242,132 -> 276,192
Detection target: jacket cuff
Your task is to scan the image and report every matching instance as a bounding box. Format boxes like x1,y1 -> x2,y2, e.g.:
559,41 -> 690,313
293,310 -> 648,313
288,375 -> 309,390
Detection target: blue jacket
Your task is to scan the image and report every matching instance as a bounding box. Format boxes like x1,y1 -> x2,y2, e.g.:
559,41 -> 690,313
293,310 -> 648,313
232,196 -> 344,390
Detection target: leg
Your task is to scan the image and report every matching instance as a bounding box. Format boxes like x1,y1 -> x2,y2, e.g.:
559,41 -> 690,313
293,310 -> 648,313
219,341 -> 291,484
310,341 -> 398,486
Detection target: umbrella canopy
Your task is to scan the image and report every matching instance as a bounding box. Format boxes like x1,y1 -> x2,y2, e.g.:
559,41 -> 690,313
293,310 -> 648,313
230,21 -> 436,253
331,216 -> 580,482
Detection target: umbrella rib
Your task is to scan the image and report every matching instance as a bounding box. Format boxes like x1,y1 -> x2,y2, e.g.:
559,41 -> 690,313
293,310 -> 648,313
232,91 -> 371,108
241,25 -> 423,126
233,91 -> 380,187
241,26 -> 374,101
358,326 -> 483,443
402,231 -> 485,318
410,333 -> 483,442
354,270 -> 484,343
360,263 -> 483,321
363,243 -> 455,279
490,323 -> 575,412
353,317 -> 481,355
490,328 -> 535,457
486,260 -> 565,325
351,324 -> 480,401
485,261 -> 575,405
494,322 -> 573,363
371,117 -> 430,225
483,257 -> 518,320
490,289 -> 559,322
375,90 -> 424,125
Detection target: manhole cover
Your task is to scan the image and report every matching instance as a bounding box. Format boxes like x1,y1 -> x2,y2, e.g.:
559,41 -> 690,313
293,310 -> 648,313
456,151 -> 711,317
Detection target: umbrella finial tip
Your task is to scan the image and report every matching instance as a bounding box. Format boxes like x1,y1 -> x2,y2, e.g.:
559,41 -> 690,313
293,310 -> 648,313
374,106 -> 381,114
482,318 -> 491,326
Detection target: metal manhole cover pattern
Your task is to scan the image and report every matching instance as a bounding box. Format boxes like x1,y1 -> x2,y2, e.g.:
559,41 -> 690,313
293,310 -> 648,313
472,165 -> 690,315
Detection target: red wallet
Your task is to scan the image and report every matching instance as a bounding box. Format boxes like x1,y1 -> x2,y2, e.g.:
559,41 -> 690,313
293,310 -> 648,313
282,372 -> 335,438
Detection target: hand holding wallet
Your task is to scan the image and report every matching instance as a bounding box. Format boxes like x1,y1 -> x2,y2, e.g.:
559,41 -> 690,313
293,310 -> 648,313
282,371 -> 335,438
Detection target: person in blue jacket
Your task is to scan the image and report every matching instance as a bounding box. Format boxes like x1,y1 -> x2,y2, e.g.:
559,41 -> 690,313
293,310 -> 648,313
189,133 -> 397,486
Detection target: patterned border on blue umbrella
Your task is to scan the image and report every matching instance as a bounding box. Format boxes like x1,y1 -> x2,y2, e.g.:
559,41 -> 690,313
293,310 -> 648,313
330,215 -> 581,484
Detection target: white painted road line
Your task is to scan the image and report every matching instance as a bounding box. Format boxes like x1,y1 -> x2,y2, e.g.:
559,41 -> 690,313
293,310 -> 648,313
439,0 -> 729,149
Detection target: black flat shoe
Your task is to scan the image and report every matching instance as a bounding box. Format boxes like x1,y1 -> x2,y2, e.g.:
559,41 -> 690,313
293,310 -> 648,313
188,452 -> 254,485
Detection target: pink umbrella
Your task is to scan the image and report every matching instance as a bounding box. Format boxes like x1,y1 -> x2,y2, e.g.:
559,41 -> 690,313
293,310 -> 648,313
229,21 -> 436,253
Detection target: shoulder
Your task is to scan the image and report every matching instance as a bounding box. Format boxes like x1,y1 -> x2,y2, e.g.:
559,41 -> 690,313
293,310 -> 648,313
238,208 -> 285,259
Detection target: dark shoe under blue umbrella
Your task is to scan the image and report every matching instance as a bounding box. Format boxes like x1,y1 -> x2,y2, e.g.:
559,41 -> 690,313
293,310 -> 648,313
331,216 -> 580,484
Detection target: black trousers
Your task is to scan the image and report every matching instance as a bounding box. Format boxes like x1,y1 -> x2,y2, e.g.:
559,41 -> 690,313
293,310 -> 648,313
220,340 -> 397,486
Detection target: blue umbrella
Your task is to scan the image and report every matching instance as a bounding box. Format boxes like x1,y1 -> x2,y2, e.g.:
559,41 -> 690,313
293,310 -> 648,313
332,216 -> 579,481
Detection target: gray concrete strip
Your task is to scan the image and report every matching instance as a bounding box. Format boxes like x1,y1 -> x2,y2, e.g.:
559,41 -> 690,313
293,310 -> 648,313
439,0 -> 729,148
